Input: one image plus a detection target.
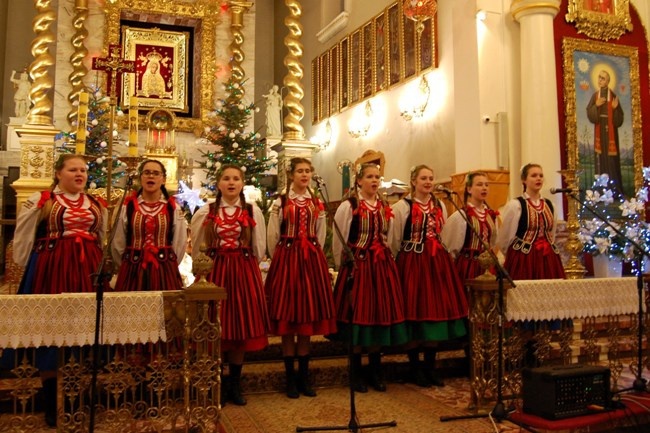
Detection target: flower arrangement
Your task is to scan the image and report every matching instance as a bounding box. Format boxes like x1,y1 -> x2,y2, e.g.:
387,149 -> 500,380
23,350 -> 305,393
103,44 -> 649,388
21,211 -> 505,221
579,171 -> 649,269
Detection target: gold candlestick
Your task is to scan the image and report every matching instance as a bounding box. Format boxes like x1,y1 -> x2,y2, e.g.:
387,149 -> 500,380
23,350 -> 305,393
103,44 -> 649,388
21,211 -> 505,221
559,168 -> 586,279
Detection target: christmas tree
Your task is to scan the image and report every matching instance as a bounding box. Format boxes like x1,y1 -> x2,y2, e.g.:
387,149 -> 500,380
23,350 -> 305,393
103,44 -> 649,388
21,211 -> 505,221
56,85 -> 127,189
198,77 -> 274,200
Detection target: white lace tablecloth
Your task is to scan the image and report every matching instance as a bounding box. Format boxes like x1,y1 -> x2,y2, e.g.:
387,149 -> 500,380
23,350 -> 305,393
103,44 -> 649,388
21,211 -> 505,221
0,292 -> 167,349
506,277 -> 641,322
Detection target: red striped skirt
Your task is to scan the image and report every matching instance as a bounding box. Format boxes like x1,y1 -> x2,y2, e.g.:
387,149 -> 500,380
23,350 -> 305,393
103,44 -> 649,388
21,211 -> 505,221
114,246 -> 184,291
206,248 -> 269,352
333,244 -> 405,326
19,236 -> 102,294
265,237 -> 337,336
504,239 -> 566,280
396,241 -> 468,321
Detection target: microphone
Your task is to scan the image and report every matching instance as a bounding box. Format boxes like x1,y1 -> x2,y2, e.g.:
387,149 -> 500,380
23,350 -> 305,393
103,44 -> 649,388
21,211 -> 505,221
313,174 -> 326,185
550,187 -> 577,194
435,185 -> 456,195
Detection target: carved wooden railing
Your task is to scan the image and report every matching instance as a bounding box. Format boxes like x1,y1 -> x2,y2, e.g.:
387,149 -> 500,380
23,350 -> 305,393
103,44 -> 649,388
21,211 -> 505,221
467,276 -> 649,411
0,285 -> 226,433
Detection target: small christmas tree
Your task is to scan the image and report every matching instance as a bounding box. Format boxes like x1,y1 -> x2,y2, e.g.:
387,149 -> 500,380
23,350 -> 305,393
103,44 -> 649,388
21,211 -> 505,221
198,76 -> 275,202
56,85 -> 126,189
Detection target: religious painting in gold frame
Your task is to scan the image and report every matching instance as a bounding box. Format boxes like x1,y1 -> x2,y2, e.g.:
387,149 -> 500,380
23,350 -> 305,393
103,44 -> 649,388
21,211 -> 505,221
361,22 -> 374,99
320,51 -> 331,120
350,30 -> 361,105
330,45 -> 340,115
565,0 -> 632,41
387,3 -> 401,87
103,0 -> 220,133
375,12 -> 387,93
121,27 -> 189,113
562,37 -> 642,198
341,37 -> 350,109
402,15 -> 417,80
311,57 -> 320,124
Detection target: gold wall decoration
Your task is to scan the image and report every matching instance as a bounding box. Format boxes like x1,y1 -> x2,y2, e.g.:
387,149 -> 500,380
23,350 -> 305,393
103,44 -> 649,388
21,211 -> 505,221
565,0 -> 632,41
67,0 -> 89,127
282,0 -> 307,141
312,0 -> 437,124
562,37 -> 642,197
104,0 -> 221,134
27,0 -> 56,126
228,1 -> 253,90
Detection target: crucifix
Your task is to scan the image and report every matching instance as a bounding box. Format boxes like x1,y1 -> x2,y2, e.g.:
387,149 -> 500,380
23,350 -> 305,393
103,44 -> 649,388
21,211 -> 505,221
92,44 -> 135,103
91,44 -> 137,205
87,44 -> 137,433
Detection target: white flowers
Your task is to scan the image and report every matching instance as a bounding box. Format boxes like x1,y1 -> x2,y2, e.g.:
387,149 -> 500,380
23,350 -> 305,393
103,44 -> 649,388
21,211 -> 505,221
620,198 -> 645,217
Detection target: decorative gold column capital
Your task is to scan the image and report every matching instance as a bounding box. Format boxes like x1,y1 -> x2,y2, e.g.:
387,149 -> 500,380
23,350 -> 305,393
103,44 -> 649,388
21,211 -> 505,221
511,0 -> 561,21
229,1 -> 253,25
12,124 -> 59,208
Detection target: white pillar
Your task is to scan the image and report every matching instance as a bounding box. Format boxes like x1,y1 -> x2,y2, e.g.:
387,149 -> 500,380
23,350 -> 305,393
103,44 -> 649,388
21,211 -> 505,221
511,0 -> 563,212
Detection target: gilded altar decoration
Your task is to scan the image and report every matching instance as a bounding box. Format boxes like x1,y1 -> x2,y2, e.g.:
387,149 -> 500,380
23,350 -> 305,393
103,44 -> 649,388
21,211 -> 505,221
122,27 -> 189,113
565,0 -> 632,41
104,0 -> 220,133
67,0 -> 89,127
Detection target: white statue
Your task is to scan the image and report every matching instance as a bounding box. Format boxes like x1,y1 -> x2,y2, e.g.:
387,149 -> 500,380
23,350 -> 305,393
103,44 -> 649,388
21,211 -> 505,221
10,70 -> 30,119
263,85 -> 282,138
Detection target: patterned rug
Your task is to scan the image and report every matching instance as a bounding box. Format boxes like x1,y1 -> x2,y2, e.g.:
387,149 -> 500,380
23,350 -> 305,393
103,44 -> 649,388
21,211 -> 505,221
219,379 -> 514,433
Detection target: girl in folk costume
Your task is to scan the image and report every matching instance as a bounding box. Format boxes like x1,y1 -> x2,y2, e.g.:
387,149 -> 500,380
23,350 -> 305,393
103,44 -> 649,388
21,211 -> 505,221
331,163 -> 407,393
14,154 -> 107,294
265,157 -> 337,399
441,171 -> 499,281
388,165 -> 468,388
12,154 -> 108,427
112,159 -> 186,291
191,165 -> 269,406
496,163 -> 565,280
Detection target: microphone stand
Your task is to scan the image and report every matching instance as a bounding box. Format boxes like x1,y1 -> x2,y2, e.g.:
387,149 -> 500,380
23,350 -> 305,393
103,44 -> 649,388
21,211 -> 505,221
436,190 -> 520,426
296,178 -> 396,433
88,174 -> 135,433
565,191 -> 649,393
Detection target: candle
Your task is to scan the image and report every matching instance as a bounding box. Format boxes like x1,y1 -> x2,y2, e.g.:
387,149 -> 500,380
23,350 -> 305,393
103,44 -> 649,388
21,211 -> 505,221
128,96 -> 138,156
75,92 -> 89,154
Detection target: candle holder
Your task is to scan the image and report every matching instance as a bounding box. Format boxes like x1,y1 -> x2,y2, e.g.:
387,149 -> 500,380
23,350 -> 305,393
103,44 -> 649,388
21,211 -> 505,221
119,155 -> 142,177
559,168 -> 586,279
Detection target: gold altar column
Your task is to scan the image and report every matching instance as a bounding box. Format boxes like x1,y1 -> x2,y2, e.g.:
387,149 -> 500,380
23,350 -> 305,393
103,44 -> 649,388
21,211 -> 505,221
273,0 -> 319,192
510,0 -> 563,213
228,1 -> 253,90
67,0 -> 89,127
12,0 -> 60,208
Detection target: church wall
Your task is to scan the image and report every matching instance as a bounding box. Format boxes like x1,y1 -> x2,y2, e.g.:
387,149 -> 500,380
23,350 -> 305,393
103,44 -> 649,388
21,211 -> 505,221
296,0 -> 508,200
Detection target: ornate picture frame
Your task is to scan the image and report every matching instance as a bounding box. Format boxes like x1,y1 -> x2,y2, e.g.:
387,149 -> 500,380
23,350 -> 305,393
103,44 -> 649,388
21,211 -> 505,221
104,0 -> 220,133
121,27 -> 189,113
362,22 -> 374,99
562,37 -> 642,198
311,57 -> 320,124
565,0 -> 632,41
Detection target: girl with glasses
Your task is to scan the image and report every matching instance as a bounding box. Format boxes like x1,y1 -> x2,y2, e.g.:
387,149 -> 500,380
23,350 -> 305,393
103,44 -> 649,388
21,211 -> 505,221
112,159 -> 187,291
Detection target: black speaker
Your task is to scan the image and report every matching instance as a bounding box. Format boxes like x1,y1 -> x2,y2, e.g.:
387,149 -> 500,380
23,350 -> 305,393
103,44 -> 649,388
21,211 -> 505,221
523,364 -> 611,420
